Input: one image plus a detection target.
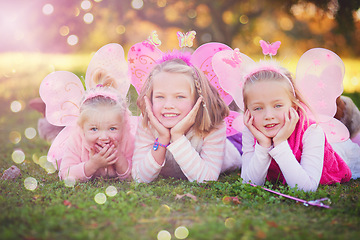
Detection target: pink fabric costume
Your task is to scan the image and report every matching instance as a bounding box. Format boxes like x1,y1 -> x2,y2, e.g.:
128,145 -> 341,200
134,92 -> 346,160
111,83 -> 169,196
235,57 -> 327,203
59,125 -> 134,182
266,111 -> 352,185
39,43 -> 136,181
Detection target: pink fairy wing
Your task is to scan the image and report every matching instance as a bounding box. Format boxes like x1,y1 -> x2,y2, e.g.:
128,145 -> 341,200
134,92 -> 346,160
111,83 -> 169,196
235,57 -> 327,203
47,126 -> 76,169
212,49 -> 255,111
85,43 -> 130,97
191,42 -> 233,105
225,110 -> 241,136
39,71 -> 84,127
318,117 -> 350,143
232,113 -> 244,133
296,48 -> 349,142
128,41 -> 163,94
296,48 -> 344,122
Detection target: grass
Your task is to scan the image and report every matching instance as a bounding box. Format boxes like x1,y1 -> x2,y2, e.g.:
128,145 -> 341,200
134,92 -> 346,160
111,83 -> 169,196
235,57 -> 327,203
1,53 -> 360,239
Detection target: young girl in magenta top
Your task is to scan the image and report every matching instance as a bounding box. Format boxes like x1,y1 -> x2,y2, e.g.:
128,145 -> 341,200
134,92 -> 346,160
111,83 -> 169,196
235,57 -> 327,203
131,52 -> 241,183
213,45 -> 360,191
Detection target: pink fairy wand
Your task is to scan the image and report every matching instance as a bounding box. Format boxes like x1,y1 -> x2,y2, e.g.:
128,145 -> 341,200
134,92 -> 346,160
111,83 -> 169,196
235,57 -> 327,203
249,183 -> 331,208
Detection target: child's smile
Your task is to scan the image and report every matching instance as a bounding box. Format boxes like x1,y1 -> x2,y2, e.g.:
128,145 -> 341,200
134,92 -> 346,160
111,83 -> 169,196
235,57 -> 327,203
245,80 -> 293,138
152,72 -> 195,129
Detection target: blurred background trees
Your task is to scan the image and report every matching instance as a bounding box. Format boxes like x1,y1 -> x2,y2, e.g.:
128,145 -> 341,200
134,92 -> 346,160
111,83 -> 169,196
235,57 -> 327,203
1,0 -> 360,56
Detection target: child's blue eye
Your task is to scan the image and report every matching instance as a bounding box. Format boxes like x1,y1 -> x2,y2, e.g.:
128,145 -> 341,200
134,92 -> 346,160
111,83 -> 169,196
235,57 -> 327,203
110,127 -> 117,131
254,107 -> 262,111
91,127 -> 98,131
275,104 -> 282,108
155,96 -> 164,99
177,96 -> 185,99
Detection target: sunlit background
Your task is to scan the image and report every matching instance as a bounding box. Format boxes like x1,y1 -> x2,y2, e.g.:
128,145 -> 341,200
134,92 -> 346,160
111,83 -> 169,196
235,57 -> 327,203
1,0 -> 360,134
0,2 -> 360,237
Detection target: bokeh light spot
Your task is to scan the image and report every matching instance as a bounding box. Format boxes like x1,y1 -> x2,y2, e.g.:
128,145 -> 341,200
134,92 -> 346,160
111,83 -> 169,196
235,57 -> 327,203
200,33 -> 212,42
67,35 -> 79,46
59,26 -> 70,36
157,230 -> 171,240
83,13 -> 94,24
155,204 -> 171,217
24,177 -> 38,191
9,131 -> 21,144
12,149 -> 25,164
81,0 -> 92,10
25,127 -> 37,139
105,186 -> 117,197
187,9 -> 197,19
32,153 -> 40,164
174,226 -> 189,239
225,217 -> 235,229
279,17 -> 294,31
39,156 -> 48,168
10,101 -> 22,112
239,15 -> 249,24
132,0 -> 144,9
157,0 -> 167,8
116,25 -> 126,35
222,11 -> 234,25
64,177 -> 76,187
42,4 -> 54,15
43,161 -> 56,174
94,193 -> 107,204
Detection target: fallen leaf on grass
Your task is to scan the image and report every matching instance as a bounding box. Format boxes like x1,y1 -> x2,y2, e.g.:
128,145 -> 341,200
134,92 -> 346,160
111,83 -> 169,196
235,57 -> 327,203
222,196 -> 241,205
175,193 -> 197,201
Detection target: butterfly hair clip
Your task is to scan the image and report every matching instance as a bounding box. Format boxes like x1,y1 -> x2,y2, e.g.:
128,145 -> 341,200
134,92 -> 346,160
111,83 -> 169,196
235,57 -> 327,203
259,40 -> 281,57
177,30 -> 196,48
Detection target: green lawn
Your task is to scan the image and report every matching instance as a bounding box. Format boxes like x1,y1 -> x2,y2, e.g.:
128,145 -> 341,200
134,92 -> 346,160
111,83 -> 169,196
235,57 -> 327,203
1,53 -> 360,240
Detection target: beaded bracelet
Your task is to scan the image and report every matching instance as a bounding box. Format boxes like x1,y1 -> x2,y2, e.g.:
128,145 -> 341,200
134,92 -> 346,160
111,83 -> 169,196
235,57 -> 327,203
153,138 -> 170,151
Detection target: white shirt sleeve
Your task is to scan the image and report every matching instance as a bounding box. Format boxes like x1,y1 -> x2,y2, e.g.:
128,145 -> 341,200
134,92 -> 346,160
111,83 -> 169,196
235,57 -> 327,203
241,125 -> 325,191
241,127 -> 273,185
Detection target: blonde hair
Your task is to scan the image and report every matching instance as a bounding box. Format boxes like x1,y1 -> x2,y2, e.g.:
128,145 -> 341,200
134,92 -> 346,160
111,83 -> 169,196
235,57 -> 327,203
90,68 -> 118,89
78,68 -> 130,129
243,66 -> 311,119
137,58 -> 229,136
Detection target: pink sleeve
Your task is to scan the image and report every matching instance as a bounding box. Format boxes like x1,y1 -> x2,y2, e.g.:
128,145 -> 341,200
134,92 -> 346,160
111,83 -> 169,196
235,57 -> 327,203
59,131 -> 92,182
116,127 -> 135,180
167,123 -> 227,182
131,121 -> 164,183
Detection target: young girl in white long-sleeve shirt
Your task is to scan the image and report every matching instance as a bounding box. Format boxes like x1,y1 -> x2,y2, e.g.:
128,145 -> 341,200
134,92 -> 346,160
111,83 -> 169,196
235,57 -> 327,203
240,62 -> 360,191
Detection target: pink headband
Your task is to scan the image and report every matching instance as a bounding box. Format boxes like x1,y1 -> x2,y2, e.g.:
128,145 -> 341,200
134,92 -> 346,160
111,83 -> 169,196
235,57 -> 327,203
244,65 -> 296,97
81,87 -> 120,106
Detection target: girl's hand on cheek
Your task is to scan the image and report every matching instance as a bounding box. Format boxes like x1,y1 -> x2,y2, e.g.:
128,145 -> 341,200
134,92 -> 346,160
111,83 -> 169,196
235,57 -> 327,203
171,97 -> 202,142
243,110 -> 271,148
144,96 -> 170,139
273,107 -> 299,146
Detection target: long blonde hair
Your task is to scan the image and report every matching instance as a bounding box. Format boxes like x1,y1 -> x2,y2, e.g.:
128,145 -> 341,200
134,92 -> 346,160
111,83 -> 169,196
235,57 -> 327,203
137,58 -> 229,136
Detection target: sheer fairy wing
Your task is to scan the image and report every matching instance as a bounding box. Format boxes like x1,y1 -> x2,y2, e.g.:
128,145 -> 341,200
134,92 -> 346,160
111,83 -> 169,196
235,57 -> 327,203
296,48 -> 349,142
127,41 -> 163,94
47,126 -> 76,169
39,71 -> 84,127
212,49 -> 255,111
225,111 -> 242,136
296,48 -> 345,122
85,43 -> 130,98
191,42 -> 234,105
